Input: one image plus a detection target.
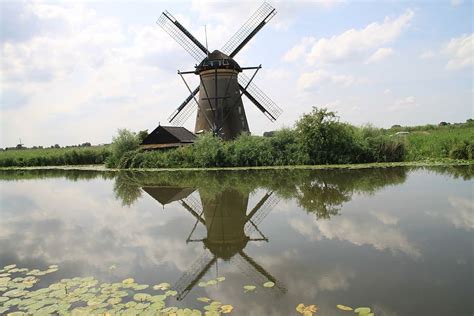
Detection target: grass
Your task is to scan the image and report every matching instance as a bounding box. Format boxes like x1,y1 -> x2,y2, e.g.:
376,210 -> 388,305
402,126 -> 474,160
0,145 -> 110,167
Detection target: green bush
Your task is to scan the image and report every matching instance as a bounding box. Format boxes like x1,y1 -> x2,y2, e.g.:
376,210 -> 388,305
295,107 -> 364,164
449,141 -> 473,160
106,129 -> 140,167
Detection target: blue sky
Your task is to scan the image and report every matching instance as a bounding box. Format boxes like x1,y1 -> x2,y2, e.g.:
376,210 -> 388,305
0,0 -> 472,147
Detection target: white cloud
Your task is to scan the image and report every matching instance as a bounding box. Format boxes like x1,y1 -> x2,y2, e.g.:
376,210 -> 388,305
451,0 -> 463,6
444,33 -> 473,70
419,50 -> 435,59
366,47 -> 394,63
304,9 -> 414,65
283,37 -> 315,62
447,196 -> 474,230
389,96 -> 419,111
290,212 -> 421,258
297,70 -> 362,90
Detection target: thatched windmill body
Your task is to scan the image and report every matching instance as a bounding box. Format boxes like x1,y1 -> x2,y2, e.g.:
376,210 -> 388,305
157,3 -> 282,140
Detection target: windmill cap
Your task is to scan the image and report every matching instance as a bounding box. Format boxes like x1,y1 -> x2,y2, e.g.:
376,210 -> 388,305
196,50 -> 241,72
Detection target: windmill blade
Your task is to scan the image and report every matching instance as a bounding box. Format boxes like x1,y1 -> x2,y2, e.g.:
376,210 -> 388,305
174,251 -> 217,301
232,250 -> 286,296
221,2 -> 276,58
245,191 -> 280,235
157,11 -> 208,63
239,73 -> 283,122
168,86 -> 199,126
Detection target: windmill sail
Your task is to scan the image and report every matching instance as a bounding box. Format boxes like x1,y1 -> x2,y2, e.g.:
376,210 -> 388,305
221,2 -> 277,58
157,11 -> 208,62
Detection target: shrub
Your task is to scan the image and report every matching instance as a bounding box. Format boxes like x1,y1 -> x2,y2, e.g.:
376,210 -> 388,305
295,107 -> 363,164
107,129 -> 140,167
449,141 -> 473,160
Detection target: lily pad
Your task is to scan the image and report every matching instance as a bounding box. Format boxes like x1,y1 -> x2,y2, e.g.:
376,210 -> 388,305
153,282 -> 170,290
197,297 -> 212,303
107,297 -> 122,305
198,282 -> 207,287
133,293 -> 151,301
354,307 -> 371,315
122,278 -> 135,284
216,277 -> 226,282
206,280 -> 218,286
165,290 -> 178,297
221,304 -> 234,314
133,284 -> 149,291
243,285 -> 256,292
4,264 -> 16,270
337,304 -> 353,311
263,281 -> 275,288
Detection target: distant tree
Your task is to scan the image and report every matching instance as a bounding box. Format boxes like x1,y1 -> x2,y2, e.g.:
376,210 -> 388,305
54,144 -> 60,148
391,124 -> 401,129
439,121 -> 449,126
81,142 -> 91,147
263,131 -> 275,137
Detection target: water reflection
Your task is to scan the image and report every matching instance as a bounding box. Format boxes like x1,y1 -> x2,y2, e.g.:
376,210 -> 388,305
0,165 -> 472,315
142,184 -> 285,300
112,167 -> 409,220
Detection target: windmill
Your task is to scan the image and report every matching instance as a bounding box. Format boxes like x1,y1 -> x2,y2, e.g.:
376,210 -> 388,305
156,2 -> 282,140
141,185 -> 285,299
167,188 -> 285,300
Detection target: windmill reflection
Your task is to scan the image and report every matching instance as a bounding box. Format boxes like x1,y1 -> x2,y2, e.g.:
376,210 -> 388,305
142,185 -> 286,300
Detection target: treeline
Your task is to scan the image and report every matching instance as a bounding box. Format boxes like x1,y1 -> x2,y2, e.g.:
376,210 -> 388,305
109,108 -> 409,169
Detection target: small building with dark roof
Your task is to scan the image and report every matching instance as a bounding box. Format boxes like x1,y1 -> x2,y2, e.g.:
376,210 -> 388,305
140,125 -> 197,150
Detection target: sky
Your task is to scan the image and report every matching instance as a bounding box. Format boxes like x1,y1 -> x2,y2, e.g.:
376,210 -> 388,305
0,0 -> 472,148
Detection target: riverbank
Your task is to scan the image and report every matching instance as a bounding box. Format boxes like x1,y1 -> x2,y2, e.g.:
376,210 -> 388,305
1,159 -> 472,172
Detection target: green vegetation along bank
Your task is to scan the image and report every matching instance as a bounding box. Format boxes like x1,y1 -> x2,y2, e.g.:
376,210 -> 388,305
0,145 -> 110,167
1,107 -> 472,168
107,108 -> 473,169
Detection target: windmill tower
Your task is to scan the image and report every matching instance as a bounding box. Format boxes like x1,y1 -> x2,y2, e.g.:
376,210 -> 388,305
157,2 -> 282,140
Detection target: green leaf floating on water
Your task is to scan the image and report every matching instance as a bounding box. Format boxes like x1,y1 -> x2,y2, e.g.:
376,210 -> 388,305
4,264 -> 17,270
122,277 -> 134,284
336,304 -> 353,311
153,282 -> 170,290
133,293 -> 151,301
243,285 -> 256,292
263,281 -> 275,288
165,290 -> 178,297
216,276 -> 226,282
197,297 -> 212,303
354,307 -> 372,315
206,280 -> 218,286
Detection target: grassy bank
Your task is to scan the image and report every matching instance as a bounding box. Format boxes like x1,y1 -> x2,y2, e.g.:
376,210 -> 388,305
0,145 -> 110,167
109,108 -> 473,169
1,108 -> 472,169
402,125 -> 474,160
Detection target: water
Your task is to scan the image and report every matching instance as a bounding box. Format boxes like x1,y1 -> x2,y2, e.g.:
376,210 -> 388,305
0,166 -> 472,315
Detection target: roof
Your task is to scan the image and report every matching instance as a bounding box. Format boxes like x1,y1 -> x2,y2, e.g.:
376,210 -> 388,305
142,186 -> 196,206
163,126 -> 197,142
196,50 -> 241,72
141,125 -> 196,145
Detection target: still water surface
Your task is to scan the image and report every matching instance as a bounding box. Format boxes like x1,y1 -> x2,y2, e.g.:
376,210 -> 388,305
0,166 -> 473,315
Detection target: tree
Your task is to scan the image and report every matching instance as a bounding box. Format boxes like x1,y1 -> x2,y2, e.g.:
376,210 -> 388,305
137,130 -> 149,143
295,107 -> 360,164
107,129 -> 140,167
